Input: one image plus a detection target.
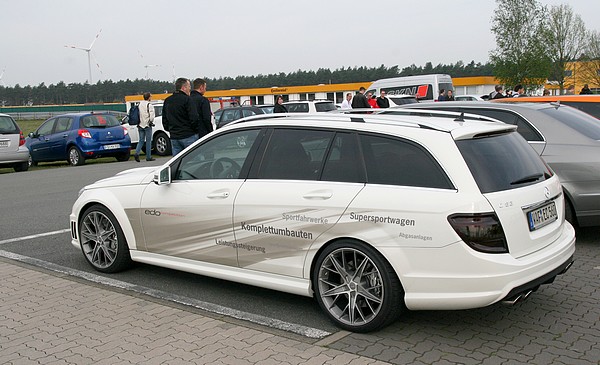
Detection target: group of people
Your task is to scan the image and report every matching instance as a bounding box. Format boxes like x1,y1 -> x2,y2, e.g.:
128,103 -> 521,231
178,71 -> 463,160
339,87 -> 391,109
437,89 -> 455,101
136,77 -> 214,160
487,84 -> 527,99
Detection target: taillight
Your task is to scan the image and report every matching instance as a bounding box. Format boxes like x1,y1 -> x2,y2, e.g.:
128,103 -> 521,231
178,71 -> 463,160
542,160 -> 554,178
122,126 -> 129,135
19,131 -> 25,146
78,129 -> 92,138
448,213 -> 508,254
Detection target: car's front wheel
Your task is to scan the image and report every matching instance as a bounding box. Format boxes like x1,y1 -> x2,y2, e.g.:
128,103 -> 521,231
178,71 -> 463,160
68,146 -> 85,166
313,240 -> 404,332
13,161 -> 29,172
79,205 -> 132,273
153,132 -> 171,156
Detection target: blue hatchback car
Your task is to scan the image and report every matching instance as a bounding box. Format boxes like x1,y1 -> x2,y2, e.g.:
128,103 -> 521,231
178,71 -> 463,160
26,112 -> 131,166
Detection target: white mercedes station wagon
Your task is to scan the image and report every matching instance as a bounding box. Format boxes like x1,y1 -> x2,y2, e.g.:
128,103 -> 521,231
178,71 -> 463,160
70,112 -> 575,332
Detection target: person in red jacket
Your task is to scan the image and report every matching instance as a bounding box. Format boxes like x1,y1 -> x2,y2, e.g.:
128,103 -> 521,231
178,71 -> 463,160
366,92 -> 379,108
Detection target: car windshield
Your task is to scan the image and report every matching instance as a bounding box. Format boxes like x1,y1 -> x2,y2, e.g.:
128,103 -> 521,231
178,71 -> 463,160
456,131 -> 550,193
315,102 -> 336,112
539,105 -> 600,140
0,116 -> 19,134
80,114 -> 121,128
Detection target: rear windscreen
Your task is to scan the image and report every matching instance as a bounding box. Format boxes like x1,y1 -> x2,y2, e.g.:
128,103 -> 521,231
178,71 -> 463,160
456,132 -> 550,193
540,106 -> 600,140
315,102 -> 336,112
80,114 -> 120,128
0,116 -> 19,134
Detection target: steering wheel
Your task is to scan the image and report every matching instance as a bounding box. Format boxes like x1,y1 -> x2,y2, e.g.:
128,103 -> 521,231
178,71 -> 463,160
210,157 -> 241,179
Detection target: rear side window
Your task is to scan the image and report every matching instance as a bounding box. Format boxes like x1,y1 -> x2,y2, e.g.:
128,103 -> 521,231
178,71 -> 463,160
540,106 -> 600,140
80,115 -> 120,128
456,132 -> 550,193
360,134 -> 454,189
561,101 -> 600,120
0,116 -> 19,134
315,102 -> 336,112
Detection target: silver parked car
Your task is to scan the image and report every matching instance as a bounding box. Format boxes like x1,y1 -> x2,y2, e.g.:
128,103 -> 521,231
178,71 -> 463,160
0,113 -> 29,172
401,101 -> 600,227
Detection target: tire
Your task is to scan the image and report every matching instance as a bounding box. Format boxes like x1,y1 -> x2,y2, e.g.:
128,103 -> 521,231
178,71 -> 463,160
115,151 -> 130,162
68,146 -> 85,166
153,132 -> 171,156
28,155 -> 38,167
312,240 -> 404,332
79,205 -> 132,273
13,161 -> 29,172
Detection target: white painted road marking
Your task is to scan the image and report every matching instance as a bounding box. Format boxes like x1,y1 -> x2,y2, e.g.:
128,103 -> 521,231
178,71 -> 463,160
0,229 -> 71,245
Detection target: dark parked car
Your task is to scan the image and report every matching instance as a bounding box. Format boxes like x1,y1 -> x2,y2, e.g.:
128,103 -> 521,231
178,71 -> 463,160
0,113 -> 30,172
215,106 -> 264,129
401,101 -> 600,227
26,112 -> 131,166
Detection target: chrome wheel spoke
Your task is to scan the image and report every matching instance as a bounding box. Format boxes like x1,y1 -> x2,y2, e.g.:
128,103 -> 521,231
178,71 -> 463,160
80,210 -> 118,269
318,247 -> 385,327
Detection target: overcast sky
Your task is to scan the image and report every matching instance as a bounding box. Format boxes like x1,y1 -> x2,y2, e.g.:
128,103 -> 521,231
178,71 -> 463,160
1,0 -> 599,87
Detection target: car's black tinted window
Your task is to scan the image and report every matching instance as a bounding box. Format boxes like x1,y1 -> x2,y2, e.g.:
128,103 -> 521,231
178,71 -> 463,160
540,106 -> 600,140
315,102 -> 336,112
456,131 -> 549,193
81,115 -> 120,128
0,116 -> 18,134
321,132 -> 365,183
360,134 -> 453,189
561,102 -> 600,120
258,129 -> 334,180
285,103 -> 309,113
175,129 -> 260,180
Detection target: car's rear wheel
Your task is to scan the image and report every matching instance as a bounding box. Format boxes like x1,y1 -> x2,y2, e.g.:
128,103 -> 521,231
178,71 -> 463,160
28,155 -> 37,167
68,146 -> 85,166
312,240 -> 404,332
153,132 -> 171,156
13,161 -> 29,172
115,151 -> 130,162
79,205 -> 132,273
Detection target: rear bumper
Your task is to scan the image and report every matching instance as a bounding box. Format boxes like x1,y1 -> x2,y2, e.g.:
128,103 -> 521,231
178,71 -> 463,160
385,221 -> 576,311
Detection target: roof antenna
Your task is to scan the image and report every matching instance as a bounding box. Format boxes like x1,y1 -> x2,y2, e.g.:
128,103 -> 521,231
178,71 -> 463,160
454,112 -> 465,122
550,100 -> 561,109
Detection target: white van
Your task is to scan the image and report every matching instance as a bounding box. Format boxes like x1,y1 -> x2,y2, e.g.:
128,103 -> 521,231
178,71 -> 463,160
367,74 -> 454,103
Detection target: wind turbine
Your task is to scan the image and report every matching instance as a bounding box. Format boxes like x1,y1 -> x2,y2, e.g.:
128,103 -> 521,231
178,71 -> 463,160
138,50 -> 161,79
65,29 -> 102,84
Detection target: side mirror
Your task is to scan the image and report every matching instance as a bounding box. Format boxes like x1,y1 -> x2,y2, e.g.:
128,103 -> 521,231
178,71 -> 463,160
154,166 -> 171,185
28,132 -> 37,138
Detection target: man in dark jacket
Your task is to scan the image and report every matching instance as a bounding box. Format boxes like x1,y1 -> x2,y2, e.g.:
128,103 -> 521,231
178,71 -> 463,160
190,78 -> 213,138
351,87 -> 371,109
376,91 -> 390,108
163,77 -> 198,156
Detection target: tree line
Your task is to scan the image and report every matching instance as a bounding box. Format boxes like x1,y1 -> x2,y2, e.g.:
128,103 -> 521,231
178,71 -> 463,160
0,61 -> 492,107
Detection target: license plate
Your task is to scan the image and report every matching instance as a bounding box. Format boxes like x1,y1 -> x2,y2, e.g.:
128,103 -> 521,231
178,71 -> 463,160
527,201 -> 558,231
103,144 -> 120,150
0,141 -> 8,148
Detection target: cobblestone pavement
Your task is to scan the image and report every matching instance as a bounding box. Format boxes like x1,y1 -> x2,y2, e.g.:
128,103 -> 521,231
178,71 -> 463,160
1,228 -> 598,365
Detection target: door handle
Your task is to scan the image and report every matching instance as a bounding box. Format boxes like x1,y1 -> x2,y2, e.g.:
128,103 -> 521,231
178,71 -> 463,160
207,191 -> 230,199
303,191 -> 333,200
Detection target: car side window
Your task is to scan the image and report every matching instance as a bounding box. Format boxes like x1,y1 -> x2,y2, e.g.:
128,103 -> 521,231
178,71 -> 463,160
360,134 -> 454,189
174,129 -> 260,180
321,132 -> 365,183
221,109 -> 241,124
468,109 -> 543,142
55,117 -> 73,133
257,128 -> 334,180
242,109 -> 257,118
37,119 -> 56,136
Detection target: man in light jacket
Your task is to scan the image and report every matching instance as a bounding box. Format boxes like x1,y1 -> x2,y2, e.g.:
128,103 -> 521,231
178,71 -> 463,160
134,92 -> 156,162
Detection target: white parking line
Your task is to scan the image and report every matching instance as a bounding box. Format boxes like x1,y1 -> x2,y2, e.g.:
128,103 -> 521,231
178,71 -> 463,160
0,249 -> 332,339
0,229 -> 71,245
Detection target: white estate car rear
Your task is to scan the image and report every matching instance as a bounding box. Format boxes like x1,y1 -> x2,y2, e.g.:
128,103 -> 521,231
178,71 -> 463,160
70,112 -> 575,332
